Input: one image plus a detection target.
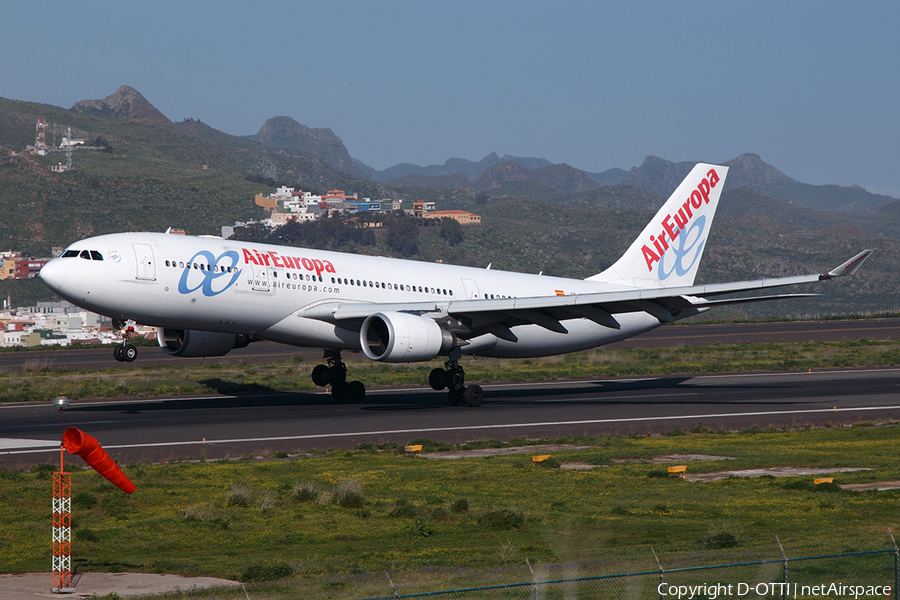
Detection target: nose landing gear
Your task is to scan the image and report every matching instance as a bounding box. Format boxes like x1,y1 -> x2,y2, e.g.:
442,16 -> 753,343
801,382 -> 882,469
112,319 -> 138,363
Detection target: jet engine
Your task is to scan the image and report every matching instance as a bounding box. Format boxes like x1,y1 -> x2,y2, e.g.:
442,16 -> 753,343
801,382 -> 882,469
157,328 -> 250,357
360,312 -> 456,362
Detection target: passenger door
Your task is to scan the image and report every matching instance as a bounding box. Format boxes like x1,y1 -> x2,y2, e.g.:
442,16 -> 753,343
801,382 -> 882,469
133,244 -> 156,281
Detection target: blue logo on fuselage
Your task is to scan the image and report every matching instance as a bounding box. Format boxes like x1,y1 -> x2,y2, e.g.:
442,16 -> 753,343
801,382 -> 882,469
177,250 -> 242,296
658,215 -> 706,281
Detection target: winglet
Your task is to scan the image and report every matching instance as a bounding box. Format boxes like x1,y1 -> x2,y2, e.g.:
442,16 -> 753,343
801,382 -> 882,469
822,250 -> 873,279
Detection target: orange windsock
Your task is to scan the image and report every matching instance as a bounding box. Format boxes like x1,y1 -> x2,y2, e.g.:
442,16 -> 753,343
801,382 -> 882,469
62,428 -> 136,494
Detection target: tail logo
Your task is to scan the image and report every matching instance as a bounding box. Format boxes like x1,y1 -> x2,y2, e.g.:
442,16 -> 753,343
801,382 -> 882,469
178,250 -> 242,296
640,168 -> 721,277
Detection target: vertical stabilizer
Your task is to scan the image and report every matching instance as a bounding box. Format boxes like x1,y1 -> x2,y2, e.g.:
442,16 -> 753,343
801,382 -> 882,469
588,163 -> 728,288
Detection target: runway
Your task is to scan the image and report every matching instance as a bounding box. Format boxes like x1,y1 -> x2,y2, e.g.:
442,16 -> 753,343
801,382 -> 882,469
3,366 -> 900,468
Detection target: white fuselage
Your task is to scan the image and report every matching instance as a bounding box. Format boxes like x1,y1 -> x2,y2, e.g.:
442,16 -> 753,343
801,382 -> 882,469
39,232 -> 662,359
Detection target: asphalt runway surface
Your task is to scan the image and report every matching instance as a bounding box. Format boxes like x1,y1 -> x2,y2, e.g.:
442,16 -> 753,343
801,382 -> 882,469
2,319 -> 900,467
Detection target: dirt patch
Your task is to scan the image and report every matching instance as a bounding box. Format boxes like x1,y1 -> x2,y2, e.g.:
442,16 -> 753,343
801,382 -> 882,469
421,444 -> 591,460
559,461 -> 598,470
0,572 -> 241,599
613,454 -> 735,464
684,467 -> 870,482
839,480 -> 900,491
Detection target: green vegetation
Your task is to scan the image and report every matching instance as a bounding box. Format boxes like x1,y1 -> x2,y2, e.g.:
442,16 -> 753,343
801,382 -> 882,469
3,338 -> 900,403
2,426 -> 900,598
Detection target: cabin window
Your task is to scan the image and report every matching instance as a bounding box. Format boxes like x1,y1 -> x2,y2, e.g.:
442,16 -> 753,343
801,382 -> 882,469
90,251 -> 103,261
79,250 -> 91,260
62,250 -> 79,258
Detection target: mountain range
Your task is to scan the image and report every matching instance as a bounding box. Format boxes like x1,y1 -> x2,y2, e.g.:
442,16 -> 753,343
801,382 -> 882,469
1,85 -> 898,316
244,107 -> 895,216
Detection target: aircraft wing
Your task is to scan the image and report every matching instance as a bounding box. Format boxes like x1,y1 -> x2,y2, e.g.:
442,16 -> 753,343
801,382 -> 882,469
301,250 -> 872,340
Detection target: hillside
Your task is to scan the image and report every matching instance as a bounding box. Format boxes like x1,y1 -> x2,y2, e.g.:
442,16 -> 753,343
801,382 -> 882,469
0,91 -> 387,257
0,88 -> 896,318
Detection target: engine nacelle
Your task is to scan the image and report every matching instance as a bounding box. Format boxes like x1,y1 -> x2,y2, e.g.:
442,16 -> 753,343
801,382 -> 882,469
157,328 -> 249,357
360,312 -> 456,362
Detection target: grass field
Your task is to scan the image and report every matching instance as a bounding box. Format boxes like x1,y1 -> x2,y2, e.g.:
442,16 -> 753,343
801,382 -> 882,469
3,338 -> 900,403
3,339 -> 900,598
2,424 -> 899,599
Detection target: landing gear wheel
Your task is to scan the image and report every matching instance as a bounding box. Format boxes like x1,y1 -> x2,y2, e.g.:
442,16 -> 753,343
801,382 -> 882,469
123,344 -> 138,362
325,366 -> 346,386
429,368 -> 447,391
347,380 -> 366,403
448,368 -> 465,391
311,364 -> 329,387
463,384 -> 483,407
113,346 -> 125,362
331,381 -> 349,403
448,390 -> 464,406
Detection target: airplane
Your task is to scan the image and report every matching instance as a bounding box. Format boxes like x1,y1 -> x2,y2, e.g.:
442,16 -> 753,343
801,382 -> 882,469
38,163 -> 872,406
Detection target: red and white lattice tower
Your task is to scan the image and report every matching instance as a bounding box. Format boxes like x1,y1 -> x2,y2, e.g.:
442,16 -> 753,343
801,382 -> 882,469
35,117 -> 47,150
52,465 -> 72,592
52,397 -> 73,594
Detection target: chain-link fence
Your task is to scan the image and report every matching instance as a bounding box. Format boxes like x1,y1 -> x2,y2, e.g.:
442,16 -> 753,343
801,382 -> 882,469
362,547 -> 899,599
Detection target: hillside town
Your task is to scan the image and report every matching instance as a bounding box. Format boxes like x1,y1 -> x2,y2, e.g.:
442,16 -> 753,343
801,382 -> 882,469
0,300 -> 130,348
223,186 -> 481,237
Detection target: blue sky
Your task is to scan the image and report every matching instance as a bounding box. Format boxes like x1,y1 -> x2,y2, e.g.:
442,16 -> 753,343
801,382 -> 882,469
2,1 -> 898,196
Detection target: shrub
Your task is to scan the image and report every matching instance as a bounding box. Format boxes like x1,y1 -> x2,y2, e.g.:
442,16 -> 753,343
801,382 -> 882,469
241,562 -> 292,582
256,489 -> 278,512
78,528 -> 99,542
73,491 -> 98,510
334,479 -> 365,509
478,508 -> 524,530
225,484 -> 252,507
292,482 -> 318,503
450,498 -> 469,513
30,463 -> 56,475
390,498 -> 418,518
702,532 -> 738,548
412,519 -> 433,537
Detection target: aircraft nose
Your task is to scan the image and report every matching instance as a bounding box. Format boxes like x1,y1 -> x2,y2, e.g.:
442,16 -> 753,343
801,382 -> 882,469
39,259 -> 68,290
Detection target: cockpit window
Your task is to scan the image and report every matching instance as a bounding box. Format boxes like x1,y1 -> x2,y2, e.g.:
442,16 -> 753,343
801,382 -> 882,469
62,250 -> 79,258
90,251 -> 103,261
79,250 -> 91,260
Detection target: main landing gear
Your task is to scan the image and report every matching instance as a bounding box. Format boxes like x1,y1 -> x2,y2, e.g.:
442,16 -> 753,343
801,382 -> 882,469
311,350 -> 366,404
429,351 -> 483,407
112,319 -> 138,363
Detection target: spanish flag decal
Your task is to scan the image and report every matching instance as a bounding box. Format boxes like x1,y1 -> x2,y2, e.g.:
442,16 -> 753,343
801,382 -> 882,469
555,290 -> 565,296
